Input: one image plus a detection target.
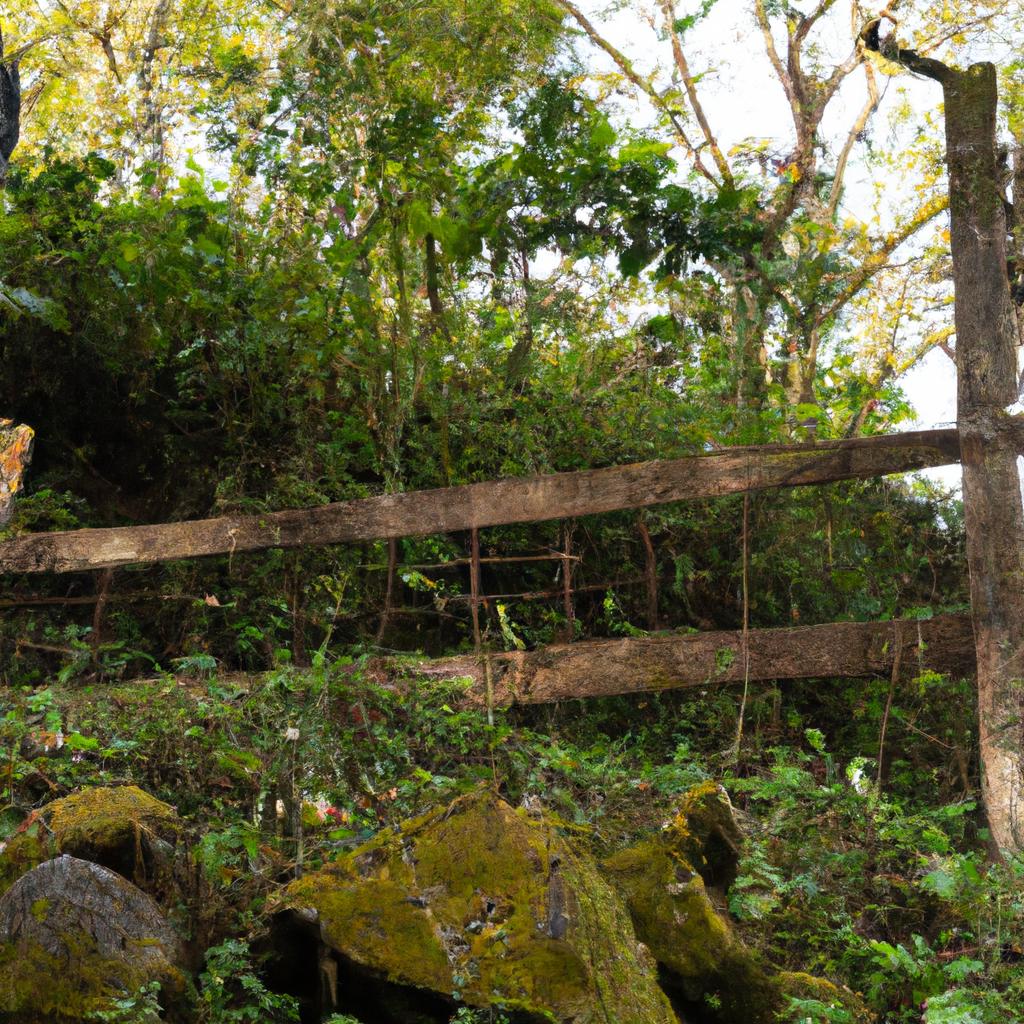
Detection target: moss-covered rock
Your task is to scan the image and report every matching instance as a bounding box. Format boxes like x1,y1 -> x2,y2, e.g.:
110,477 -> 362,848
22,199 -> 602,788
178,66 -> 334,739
0,854 -> 192,1023
603,783 -> 872,1024
274,788 -> 679,1024
602,832 -> 779,1022
0,786 -> 182,901
0,816 -> 48,901
661,781 -> 743,889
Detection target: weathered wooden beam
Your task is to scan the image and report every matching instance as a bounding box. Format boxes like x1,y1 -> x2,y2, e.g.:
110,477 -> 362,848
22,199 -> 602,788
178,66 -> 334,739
413,614 -> 975,706
0,429 -> 961,574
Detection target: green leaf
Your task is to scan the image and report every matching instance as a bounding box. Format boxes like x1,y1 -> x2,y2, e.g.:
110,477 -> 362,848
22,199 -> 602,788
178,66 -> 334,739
64,732 -> 100,751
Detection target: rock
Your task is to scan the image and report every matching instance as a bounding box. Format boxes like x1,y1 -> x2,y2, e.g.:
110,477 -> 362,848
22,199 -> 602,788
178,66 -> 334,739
662,781 -> 743,889
603,783 -> 871,1024
0,786 -> 183,901
272,788 -> 679,1024
0,814 -> 49,903
0,855 -> 191,1023
603,831 -> 778,1022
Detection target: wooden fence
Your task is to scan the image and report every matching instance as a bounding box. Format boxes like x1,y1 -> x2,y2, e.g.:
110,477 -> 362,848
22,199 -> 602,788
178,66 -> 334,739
0,425 -> 988,706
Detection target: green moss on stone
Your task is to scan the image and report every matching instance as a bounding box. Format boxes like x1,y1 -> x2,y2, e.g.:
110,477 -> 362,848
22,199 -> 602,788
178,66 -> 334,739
279,788 -> 678,1024
603,784 -> 873,1024
49,785 -> 181,859
602,785 -> 789,1024
0,923 -> 190,1024
0,827 -> 50,900
0,786 -> 184,905
777,971 -> 874,1023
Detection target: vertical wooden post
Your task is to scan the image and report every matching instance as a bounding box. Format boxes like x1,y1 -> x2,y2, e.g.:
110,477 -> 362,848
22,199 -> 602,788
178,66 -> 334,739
637,516 -> 659,631
290,553 -> 309,667
862,18 -> 1024,853
91,568 -> 114,668
561,522 -> 576,641
375,537 -> 398,645
942,63 -> 1024,852
469,528 -> 494,726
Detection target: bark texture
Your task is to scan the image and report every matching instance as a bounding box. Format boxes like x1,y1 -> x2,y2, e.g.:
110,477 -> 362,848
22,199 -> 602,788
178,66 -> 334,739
943,64 -> 1024,853
864,22 -> 1024,851
0,855 -> 189,1021
0,429 -> 961,574
0,31 -> 19,186
415,615 -> 975,707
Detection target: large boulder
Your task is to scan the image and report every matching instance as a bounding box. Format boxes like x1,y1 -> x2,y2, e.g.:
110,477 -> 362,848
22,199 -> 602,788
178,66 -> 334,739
603,783 -> 870,1024
0,786 -> 183,901
0,855 -> 191,1022
272,788 -> 679,1024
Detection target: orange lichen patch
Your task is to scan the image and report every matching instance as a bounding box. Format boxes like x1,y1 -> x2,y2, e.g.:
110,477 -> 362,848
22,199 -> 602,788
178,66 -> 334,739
0,419 -> 34,524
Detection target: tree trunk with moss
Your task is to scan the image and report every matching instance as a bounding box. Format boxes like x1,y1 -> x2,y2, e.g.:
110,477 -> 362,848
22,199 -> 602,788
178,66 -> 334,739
867,23 -> 1024,851
945,65 -> 1024,854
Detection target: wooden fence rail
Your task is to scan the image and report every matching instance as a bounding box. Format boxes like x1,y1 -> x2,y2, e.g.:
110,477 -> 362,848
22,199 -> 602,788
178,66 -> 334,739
413,614 -> 975,706
0,428 -> 962,574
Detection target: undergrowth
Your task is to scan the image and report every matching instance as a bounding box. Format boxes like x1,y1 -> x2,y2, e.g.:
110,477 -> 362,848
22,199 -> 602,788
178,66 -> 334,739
1,654 -> 1020,1023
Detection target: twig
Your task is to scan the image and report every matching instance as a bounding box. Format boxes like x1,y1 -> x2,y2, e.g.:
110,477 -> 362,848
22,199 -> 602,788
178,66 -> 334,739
375,537 -> 398,644
637,516 -> 658,631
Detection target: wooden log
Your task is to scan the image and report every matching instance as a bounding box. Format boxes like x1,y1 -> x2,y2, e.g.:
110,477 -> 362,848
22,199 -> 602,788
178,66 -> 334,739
0,429 -> 962,574
412,614 -> 976,707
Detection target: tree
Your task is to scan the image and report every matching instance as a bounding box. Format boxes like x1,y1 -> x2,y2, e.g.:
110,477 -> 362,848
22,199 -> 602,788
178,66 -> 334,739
554,2 -> 1022,438
864,18 -> 1024,853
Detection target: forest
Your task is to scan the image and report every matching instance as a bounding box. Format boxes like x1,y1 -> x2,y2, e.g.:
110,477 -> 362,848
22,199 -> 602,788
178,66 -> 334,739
1,1 -> 1024,1022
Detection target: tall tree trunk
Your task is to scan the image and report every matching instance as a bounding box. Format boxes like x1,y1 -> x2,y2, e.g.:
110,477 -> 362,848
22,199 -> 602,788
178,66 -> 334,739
944,65 -> 1024,853
868,20 -> 1024,851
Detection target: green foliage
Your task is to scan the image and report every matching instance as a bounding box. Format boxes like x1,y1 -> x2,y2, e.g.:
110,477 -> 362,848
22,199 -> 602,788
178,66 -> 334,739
449,1009 -> 512,1024
198,940 -> 299,1023
780,996 -> 855,1024
87,982 -> 162,1024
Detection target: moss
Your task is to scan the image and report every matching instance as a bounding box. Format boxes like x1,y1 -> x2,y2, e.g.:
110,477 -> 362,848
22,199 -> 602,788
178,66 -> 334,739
48,785 -> 181,859
279,788 -> 678,1024
777,971 -> 874,1024
662,781 -> 742,888
602,785 -> 787,1024
602,838 -> 733,978
0,924 -> 191,1024
287,874 -> 452,992
0,786 -> 184,906
602,784 -> 873,1024
0,827 -> 50,899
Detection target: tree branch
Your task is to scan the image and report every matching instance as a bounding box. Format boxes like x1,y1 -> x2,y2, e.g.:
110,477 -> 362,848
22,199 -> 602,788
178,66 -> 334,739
659,0 -> 733,185
815,194 -> 950,329
556,0 -> 718,185
828,60 -> 880,218
753,0 -> 798,123
859,18 -> 954,85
